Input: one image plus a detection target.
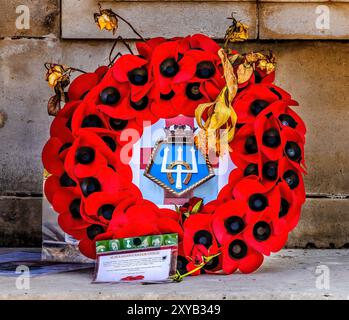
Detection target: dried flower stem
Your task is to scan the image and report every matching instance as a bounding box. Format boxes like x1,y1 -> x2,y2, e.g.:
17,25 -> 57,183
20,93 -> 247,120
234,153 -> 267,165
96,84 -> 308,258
114,13 -> 146,42
98,2 -> 145,42
44,63 -> 87,75
109,35 -> 134,66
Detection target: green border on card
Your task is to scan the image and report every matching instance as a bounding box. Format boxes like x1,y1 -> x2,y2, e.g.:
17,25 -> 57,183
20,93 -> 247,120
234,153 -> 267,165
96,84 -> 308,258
96,233 -> 178,254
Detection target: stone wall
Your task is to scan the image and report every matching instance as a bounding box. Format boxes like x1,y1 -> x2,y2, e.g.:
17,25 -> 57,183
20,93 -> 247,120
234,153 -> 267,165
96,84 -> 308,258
0,0 -> 348,247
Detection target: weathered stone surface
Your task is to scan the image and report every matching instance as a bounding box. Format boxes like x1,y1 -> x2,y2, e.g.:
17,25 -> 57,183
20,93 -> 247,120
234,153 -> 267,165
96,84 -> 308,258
0,197 -> 41,246
0,248 -> 348,299
287,198 -> 349,248
0,38 -> 136,194
260,3 -> 349,39
232,41 -> 349,195
0,0 -> 59,38
61,0 -> 257,39
0,38 -> 60,194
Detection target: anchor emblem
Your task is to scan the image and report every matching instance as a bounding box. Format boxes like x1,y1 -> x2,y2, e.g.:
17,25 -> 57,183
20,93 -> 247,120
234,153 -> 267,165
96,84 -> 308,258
144,125 -> 214,196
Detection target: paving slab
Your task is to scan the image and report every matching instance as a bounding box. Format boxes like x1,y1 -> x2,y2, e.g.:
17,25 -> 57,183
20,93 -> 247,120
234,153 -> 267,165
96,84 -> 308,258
0,249 -> 348,300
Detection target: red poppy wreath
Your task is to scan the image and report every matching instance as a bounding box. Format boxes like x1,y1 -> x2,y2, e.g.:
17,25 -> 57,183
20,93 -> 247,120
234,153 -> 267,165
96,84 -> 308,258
42,11 -> 306,277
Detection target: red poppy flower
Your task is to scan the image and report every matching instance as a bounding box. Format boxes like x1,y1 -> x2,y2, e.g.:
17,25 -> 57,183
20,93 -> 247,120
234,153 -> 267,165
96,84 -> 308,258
64,129 -> 132,180
176,241 -> 190,273
83,186 -> 142,224
179,201 -> 220,274
217,169 -> 245,202
179,197 -> 203,215
273,102 -> 306,136
212,200 -> 247,244
216,184 -> 234,203
257,155 -> 281,191
94,70 -> 158,124
243,210 -> 288,256
202,200 -> 221,214
50,101 -> 80,142
233,84 -> 296,124
110,201 -> 183,240
221,235 -> 264,274
148,41 -> 185,118
281,125 -> 306,172
112,54 -> 152,102
273,181 -> 303,235
202,252 -> 223,274
42,136 -> 72,176
279,157 -> 306,204
68,72 -> 99,102
71,98 -> 144,147
44,169 -> 78,205
151,82 -> 207,119
75,82 -> 146,146
233,176 -> 280,224
151,40 -> 184,94
158,207 -> 181,223
136,37 -> 167,60
75,166 -> 132,202
230,123 -> 260,169
149,87 -> 182,118
182,213 -> 219,271
79,229 -> 113,259
188,34 -> 221,55
71,100 -> 110,133
94,66 -> 109,80
228,168 -> 245,185
254,68 -> 275,84
44,175 -> 61,204
185,244 -> 221,276
174,50 -> 225,94
51,188 -> 92,240
254,114 -> 283,161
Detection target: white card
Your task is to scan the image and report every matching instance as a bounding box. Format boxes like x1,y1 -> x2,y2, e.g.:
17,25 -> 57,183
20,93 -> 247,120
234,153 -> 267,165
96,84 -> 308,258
94,248 -> 172,283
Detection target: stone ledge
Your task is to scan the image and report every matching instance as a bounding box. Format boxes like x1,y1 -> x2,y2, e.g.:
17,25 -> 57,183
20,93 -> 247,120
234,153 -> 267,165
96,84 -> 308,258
0,197 -> 42,247
259,3 -> 349,39
61,0 -> 257,39
0,249 -> 348,300
0,197 -> 348,248
286,198 -> 349,248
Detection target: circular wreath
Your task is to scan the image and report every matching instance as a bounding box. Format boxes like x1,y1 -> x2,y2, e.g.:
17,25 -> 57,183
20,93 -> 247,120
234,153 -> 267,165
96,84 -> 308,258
42,34 -> 306,276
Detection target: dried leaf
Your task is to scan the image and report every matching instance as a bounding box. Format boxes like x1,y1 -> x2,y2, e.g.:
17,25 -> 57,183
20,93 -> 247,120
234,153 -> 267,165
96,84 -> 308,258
255,51 -> 276,74
94,8 -> 118,34
47,94 -> 61,116
191,200 -> 203,214
46,65 -> 65,88
237,63 -> 253,84
195,49 -> 238,156
224,16 -> 249,46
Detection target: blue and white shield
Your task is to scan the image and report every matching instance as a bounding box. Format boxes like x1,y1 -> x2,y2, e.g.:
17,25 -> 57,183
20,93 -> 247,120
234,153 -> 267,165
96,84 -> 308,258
144,140 -> 214,196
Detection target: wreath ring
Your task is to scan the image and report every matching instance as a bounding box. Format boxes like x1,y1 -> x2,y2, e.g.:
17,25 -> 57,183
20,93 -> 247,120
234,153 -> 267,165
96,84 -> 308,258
42,34 -> 306,276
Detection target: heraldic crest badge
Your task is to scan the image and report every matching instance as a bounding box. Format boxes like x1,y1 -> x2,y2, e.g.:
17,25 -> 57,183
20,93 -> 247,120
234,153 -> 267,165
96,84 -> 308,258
144,124 -> 214,196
